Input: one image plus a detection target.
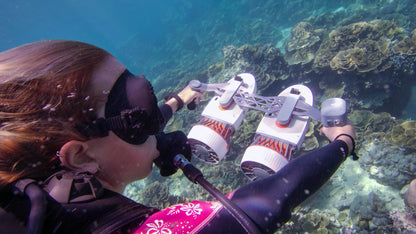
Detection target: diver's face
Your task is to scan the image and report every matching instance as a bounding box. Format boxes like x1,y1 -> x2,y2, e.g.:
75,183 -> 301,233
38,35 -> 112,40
86,56 -> 160,192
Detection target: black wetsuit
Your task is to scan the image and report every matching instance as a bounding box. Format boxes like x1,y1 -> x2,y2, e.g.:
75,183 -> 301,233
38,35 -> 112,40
200,139 -> 348,233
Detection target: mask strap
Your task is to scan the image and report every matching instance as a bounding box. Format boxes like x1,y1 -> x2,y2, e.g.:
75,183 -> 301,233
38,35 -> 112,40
76,107 -> 148,138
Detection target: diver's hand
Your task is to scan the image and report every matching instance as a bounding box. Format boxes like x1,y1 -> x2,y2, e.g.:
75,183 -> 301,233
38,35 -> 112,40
178,85 -> 204,105
166,86 -> 204,112
320,120 -> 356,154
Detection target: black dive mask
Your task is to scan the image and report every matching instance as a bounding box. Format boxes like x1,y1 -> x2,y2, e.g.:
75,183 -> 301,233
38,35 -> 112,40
78,70 -> 164,145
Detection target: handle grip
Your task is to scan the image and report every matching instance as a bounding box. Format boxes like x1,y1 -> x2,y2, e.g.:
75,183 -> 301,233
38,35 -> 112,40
321,98 -> 348,127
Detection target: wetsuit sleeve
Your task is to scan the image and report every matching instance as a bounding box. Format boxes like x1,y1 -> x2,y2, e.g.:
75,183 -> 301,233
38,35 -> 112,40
158,104 -> 173,131
199,140 -> 349,233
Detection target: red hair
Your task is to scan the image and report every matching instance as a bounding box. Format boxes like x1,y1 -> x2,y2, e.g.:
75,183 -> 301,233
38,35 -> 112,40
0,40 -> 110,187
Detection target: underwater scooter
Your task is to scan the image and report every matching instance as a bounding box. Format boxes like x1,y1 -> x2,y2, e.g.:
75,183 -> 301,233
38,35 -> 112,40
155,74 -> 347,233
187,73 -> 348,180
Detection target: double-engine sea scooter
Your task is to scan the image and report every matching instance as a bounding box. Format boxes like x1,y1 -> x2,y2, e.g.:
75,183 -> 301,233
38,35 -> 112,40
164,73 -> 348,233
186,73 -> 347,181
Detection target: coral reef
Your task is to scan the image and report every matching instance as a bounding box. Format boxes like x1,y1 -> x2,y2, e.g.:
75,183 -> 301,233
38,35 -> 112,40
359,139 -> 416,189
134,181 -> 185,208
313,20 -> 406,74
389,120 -> 416,150
280,207 -> 350,233
285,22 -> 323,65
349,192 -> 394,231
393,29 -> 416,55
220,44 -> 288,94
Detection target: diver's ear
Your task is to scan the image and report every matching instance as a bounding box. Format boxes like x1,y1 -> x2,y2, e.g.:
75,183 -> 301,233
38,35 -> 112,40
58,140 -> 99,173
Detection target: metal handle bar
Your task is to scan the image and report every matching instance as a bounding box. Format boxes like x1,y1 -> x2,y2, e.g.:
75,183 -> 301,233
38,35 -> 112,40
189,79 -> 322,122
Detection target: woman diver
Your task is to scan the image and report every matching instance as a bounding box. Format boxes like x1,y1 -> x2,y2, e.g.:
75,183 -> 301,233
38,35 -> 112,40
0,40 -> 356,233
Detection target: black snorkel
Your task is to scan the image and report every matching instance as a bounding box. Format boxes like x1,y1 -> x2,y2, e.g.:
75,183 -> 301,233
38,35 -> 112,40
154,131 -> 262,234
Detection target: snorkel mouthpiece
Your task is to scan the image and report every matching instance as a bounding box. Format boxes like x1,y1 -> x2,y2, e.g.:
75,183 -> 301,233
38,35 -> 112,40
155,131 -> 192,176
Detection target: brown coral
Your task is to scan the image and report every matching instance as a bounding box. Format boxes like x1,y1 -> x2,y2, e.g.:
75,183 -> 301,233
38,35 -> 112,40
393,29 -> 416,55
285,22 -> 322,65
330,39 -> 388,73
389,120 -> 416,150
313,20 -> 406,73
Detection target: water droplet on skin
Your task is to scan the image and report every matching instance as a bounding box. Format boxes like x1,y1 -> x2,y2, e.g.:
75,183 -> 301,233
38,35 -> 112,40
85,96 -> 90,101
50,107 -> 56,112
56,84 -> 62,89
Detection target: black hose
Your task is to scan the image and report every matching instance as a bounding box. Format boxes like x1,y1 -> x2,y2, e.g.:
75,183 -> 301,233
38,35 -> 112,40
12,180 -> 48,234
174,155 -> 262,234
24,183 -> 47,234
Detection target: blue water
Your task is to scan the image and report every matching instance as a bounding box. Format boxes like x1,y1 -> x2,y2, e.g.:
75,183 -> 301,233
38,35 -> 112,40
0,1 -> 179,57
2,0 -> 416,232
0,0 -> 218,73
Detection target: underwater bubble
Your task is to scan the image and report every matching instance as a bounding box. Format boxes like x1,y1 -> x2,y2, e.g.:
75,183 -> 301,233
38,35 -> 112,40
92,221 -> 99,228
85,96 -> 90,101
88,108 -> 94,112
264,217 -> 269,222
304,189 -> 310,195
276,199 -> 281,205
284,193 -> 288,197
68,117 -> 74,122
268,212 -> 273,217
282,177 -> 289,184
102,90 -> 110,95
56,84 -> 62,89
42,104 -> 52,110
40,145 -> 45,150
67,92 -> 76,98
50,107 -> 56,112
